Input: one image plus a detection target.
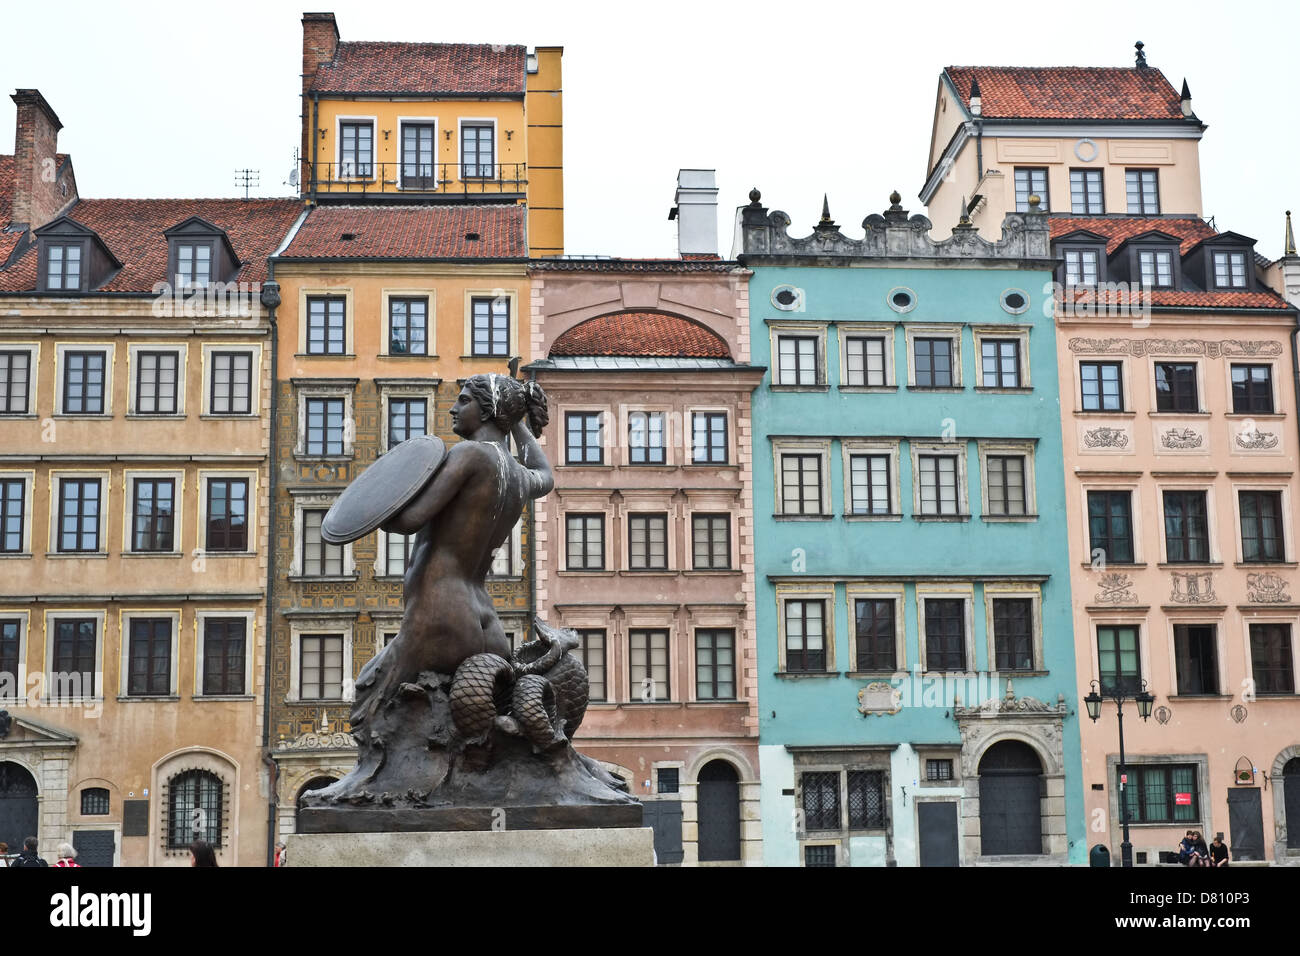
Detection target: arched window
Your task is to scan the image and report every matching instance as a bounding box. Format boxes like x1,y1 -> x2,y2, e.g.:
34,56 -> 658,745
168,770 -> 223,849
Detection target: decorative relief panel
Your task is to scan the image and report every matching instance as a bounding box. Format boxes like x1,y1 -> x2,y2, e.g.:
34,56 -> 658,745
1169,571 -> 1216,605
1095,572 -> 1138,604
1067,338 -> 1283,358
1247,572 -> 1291,604
1158,426 -> 1205,451
1079,424 -> 1132,454
857,682 -> 902,716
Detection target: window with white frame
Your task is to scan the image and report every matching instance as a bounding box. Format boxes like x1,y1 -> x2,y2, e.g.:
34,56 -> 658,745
628,513 -> 668,570
200,616 -> 247,695
339,121 -> 374,177
0,616 -> 24,699
125,616 -> 174,697
1212,251 -> 1247,289
388,297 -> 429,354
565,513 -> 605,570
921,596 -> 968,671
1064,249 -> 1099,286
695,629 -> 736,700
1138,250 -> 1174,288
302,509 -> 344,576
489,520 -> 521,577
784,598 -> 827,672
387,397 -> 427,448
208,349 -> 254,415
913,337 -> 955,388
383,531 -> 415,576
691,513 -> 731,570
848,453 -> 891,515
1125,169 -> 1159,214
979,338 -> 1022,388
915,452 -> 962,516
203,476 -> 250,552
691,411 -> 728,464
49,615 -> 99,701
306,296 -> 347,355
130,476 -> 178,552
565,412 -> 603,464
780,452 -> 825,515
0,349 -> 33,415
133,349 -> 181,414
628,411 -> 666,465
1070,168 -> 1104,214
470,296 -> 509,356
60,349 -> 109,415
979,442 -> 1034,518
302,395 -> 349,457
56,476 -> 103,552
776,334 -> 820,386
843,334 -> 888,387
0,477 -> 28,553
461,123 -> 495,179
299,633 -> 345,700
629,628 -> 670,702
573,629 -> 606,701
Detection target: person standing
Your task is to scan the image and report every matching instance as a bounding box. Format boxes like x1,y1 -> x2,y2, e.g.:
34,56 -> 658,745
52,843 -> 81,867
10,837 -> 48,868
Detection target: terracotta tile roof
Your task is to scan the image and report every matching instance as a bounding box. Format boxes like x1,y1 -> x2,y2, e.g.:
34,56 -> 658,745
280,204 -> 525,259
946,66 -> 1188,121
1050,216 -> 1219,255
310,41 -> 525,95
1058,287 -> 1291,310
550,311 -> 731,358
0,197 -> 302,292
0,154 -> 14,226
530,257 -> 736,273
0,233 -> 22,265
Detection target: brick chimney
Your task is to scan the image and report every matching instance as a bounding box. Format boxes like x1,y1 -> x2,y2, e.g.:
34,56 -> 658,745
301,12 -> 340,195
10,89 -> 73,230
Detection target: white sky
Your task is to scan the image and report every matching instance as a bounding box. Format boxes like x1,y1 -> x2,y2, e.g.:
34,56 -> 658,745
3,0 -> 1298,259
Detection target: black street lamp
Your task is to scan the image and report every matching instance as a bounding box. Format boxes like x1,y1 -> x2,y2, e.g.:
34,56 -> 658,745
1084,679 -> 1155,867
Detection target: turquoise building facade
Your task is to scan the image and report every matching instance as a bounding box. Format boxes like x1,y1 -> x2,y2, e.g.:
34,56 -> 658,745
736,193 -> 1086,866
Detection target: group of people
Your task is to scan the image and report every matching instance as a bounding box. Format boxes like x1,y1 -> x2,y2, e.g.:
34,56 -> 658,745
0,836 -> 219,867
1177,830 -> 1230,867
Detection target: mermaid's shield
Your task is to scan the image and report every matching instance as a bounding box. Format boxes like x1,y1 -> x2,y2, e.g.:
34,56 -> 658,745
321,435 -> 447,544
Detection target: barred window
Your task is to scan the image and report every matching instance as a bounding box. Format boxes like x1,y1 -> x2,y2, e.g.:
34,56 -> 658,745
167,769 -> 223,849
800,771 -> 840,831
81,787 -> 110,815
804,844 -> 838,867
926,759 -> 954,781
847,771 -> 885,829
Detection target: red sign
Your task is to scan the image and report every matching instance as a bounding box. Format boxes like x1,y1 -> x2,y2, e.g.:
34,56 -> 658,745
1175,792 -> 1192,806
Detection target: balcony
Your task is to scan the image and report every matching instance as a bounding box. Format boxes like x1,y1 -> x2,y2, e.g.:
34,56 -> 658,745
305,162 -> 527,203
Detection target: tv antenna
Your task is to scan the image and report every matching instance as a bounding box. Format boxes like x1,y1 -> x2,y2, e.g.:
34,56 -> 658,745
235,168 -> 260,199
284,148 -> 300,190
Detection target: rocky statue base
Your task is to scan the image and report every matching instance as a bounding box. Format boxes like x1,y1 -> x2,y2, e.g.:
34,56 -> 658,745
297,641 -> 642,834
286,826 -> 656,867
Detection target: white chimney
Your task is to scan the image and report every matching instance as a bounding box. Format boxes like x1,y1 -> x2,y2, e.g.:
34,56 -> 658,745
669,168 -> 719,257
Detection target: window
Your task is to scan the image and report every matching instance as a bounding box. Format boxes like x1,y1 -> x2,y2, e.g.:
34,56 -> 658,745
51,618 -> 96,700
656,768 -> 680,794
992,597 -> 1033,671
0,478 -> 25,553
628,412 -> 665,464
1119,765 -> 1198,824
1070,169 -> 1104,214
780,454 -> 823,515
1212,251 -> 1248,289
849,454 -> 890,515
565,514 -> 604,570
306,297 -> 346,355
565,412 -> 603,464
801,771 -> 840,830
134,351 -> 179,414
692,513 -> 731,570
1064,249 -> 1099,286
387,398 -> 427,448
1088,491 -> 1134,563
1080,361 -> 1123,411
167,769 -> 223,850
986,455 -> 1027,516
854,598 -> 895,671
847,771 -> 885,828
45,243 -> 82,291
81,788 -> 110,816
926,759 -> 954,782
1174,624 -> 1218,696
980,339 -> 1020,388
339,121 -> 373,177
202,618 -> 246,695
205,478 -> 248,552
1097,625 -> 1141,696
461,123 -> 495,179
131,478 -> 175,552
489,527 -> 516,577
1013,167 -> 1048,211
0,618 -> 18,695
210,351 -> 252,415
175,243 -> 212,288
784,599 -> 826,672
1155,363 -> 1198,413
1138,250 -> 1173,288
300,634 -> 344,700
691,412 -> 727,464
1231,365 -> 1273,414
924,598 -> 966,671
385,531 -> 415,575
695,629 -> 735,700
127,617 -> 171,696
389,298 -> 428,355
1240,490 -> 1285,563
804,844 -> 838,867
62,350 -> 106,414
302,509 -> 344,576
305,397 -> 346,456
629,629 -> 669,701
917,454 -> 960,516
1251,623 -> 1294,695
913,338 -> 954,387
1125,169 -> 1160,214
470,296 -> 509,356
628,513 -> 668,570
400,123 -> 437,189
844,336 -> 887,387
573,629 -> 606,701
57,478 -> 101,552
777,335 -> 819,386
1163,491 -> 1209,563
0,351 -> 31,414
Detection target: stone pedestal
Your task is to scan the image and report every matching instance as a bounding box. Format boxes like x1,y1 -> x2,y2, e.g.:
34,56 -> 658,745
286,826 -> 657,867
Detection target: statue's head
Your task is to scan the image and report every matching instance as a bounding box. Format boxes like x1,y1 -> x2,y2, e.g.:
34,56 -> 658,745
453,374 -> 549,439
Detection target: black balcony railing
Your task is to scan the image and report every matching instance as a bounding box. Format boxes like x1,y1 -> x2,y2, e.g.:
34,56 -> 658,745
306,162 -> 527,197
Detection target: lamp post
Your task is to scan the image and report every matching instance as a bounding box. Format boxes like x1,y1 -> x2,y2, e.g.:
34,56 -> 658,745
1084,679 -> 1155,867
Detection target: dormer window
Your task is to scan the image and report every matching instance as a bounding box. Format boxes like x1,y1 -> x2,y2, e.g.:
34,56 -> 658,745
1064,249 -> 1099,286
176,243 -> 213,288
165,217 -> 238,291
46,243 -> 83,291
1212,251 -> 1247,289
1138,250 -> 1174,288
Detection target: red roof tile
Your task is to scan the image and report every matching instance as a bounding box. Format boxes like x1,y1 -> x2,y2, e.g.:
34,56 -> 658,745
946,66 -> 1188,121
1058,287 -> 1291,310
1050,216 -> 1219,255
311,41 -> 524,95
0,154 -> 15,226
551,311 -> 731,358
0,197 -> 302,293
281,204 -> 525,259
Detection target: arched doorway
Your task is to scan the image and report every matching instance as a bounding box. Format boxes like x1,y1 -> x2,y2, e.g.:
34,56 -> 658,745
1285,758 -> 1300,849
295,776 -> 337,831
696,760 -> 740,862
978,741 -> 1043,855
0,761 -> 39,852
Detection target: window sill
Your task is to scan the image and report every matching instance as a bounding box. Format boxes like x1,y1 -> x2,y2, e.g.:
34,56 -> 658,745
0,553 -> 32,560
53,413 -> 113,420
974,386 -> 1033,394
980,514 -> 1039,522
844,513 -> 902,522
199,413 -> 258,420
845,671 -> 902,680
769,384 -> 829,393
1224,412 -> 1282,419
126,413 -> 186,421
1166,694 -> 1233,702
558,569 -> 614,576
993,669 -> 1050,677
1253,693 -> 1300,699
373,574 -> 405,582
683,462 -> 735,469
687,568 -> 738,574
1157,562 -> 1223,569
378,353 -> 439,360
1149,411 -> 1210,418
1234,561 -> 1298,568
460,355 -> 514,361
195,695 -> 255,702
293,454 -> 354,463
117,695 -> 180,703
558,463 -> 613,470
621,569 -> 675,576
913,514 -> 971,522
287,575 -> 360,583
200,550 -> 256,558
775,671 -> 841,679
906,386 -> 964,393
1074,410 -> 1135,417
46,551 -> 108,559
294,353 -> 357,359
624,463 -> 675,469
773,514 -> 832,521
0,413 -> 38,420
1079,561 -> 1146,569
122,551 -> 183,558
838,385 -> 897,394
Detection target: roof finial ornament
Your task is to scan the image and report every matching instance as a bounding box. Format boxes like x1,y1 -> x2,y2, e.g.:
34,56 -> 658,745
820,194 -> 832,225
969,76 -> 982,116
1028,194 -> 1041,211
748,187 -> 762,206
1134,40 -> 1147,68
957,195 -> 973,228
1286,210 -> 1296,257
889,190 -> 902,209
1180,78 -> 1193,117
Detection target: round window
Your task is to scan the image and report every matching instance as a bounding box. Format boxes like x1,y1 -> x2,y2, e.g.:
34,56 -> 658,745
1001,289 -> 1029,314
771,284 -> 803,312
887,287 -> 916,313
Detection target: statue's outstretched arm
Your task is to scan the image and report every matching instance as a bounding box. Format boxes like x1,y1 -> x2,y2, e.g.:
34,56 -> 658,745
512,421 -> 554,498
